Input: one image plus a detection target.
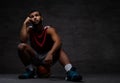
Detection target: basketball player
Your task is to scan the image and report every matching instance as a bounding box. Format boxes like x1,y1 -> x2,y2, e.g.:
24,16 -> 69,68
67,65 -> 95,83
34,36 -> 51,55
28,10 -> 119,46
17,10 -> 82,81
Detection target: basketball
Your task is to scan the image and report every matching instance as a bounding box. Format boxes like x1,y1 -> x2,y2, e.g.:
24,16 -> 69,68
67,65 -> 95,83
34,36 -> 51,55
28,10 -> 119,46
37,65 -> 50,78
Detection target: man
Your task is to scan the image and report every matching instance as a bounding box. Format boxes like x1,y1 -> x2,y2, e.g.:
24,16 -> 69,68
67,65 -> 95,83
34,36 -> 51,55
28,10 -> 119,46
17,10 -> 82,81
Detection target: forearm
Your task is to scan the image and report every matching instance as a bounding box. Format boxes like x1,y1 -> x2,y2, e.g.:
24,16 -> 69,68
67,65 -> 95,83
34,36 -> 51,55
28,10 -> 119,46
19,17 -> 32,43
48,40 -> 62,55
19,24 -> 29,43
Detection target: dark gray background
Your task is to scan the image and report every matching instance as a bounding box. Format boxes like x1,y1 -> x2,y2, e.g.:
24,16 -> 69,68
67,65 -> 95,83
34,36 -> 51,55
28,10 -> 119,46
0,0 -> 120,75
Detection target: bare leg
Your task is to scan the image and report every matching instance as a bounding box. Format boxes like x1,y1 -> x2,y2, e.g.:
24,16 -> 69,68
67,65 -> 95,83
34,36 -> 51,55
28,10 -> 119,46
59,49 -> 71,67
17,43 -> 36,66
59,49 -> 83,81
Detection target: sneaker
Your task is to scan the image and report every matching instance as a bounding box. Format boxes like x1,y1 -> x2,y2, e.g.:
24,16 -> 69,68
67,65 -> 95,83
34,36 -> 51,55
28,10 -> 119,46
18,68 -> 37,79
65,67 -> 82,82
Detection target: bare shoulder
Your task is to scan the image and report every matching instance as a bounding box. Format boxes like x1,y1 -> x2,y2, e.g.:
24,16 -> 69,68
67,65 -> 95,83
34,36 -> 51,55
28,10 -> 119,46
45,26 -> 58,34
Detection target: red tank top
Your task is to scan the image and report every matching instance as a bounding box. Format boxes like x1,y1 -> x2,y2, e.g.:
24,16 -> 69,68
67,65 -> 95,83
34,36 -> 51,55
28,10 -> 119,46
29,26 -> 54,54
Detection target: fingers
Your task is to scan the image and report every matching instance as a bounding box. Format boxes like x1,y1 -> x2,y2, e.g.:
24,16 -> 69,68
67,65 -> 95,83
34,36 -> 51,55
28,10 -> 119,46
43,54 -> 53,66
44,60 -> 52,66
24,17 -> 32,25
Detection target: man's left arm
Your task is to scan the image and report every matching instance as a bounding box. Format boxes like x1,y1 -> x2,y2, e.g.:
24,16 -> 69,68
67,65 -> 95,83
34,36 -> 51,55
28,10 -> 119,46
44,27 -> 62,64
47,27 -> 62,55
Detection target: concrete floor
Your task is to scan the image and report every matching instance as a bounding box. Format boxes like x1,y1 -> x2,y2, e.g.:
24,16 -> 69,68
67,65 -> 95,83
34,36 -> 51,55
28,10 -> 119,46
0,74 -> 120,83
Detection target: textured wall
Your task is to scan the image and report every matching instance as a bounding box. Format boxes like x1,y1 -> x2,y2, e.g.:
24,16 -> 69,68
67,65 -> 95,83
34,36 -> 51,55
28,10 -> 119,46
0,0 -> 120,74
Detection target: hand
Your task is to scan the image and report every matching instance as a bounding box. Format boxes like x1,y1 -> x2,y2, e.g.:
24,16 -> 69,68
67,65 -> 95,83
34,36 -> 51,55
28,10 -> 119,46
23,17 -> 32,26
44,52 -> 53,66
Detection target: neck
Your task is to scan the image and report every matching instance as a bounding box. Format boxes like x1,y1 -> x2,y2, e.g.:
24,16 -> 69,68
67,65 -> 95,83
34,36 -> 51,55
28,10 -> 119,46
33,23 -> 44,32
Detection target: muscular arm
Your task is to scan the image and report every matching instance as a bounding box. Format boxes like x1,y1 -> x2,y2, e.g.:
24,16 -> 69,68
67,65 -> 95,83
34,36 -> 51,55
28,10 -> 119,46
19,24 -> 29,43
47,27 -> 62,55
19,17 -> 31,43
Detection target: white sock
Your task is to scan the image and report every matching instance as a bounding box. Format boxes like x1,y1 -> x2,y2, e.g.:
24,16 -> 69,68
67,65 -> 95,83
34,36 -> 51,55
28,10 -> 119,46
64,64 -> 72,72
26,64 -> 34,71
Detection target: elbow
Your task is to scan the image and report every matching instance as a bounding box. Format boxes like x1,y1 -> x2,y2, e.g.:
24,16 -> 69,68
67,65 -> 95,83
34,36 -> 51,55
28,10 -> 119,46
20,40 -> 27,43
20,37 -> 27,43
59,40 -> 62,47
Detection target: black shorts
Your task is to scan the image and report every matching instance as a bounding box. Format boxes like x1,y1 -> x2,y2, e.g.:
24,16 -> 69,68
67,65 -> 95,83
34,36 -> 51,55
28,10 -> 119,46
32,51 -> 60,66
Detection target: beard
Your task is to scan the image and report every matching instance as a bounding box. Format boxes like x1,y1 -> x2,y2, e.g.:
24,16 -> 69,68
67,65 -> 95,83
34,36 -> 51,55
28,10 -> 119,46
32,20 -> 42,25
32,21 -> 43,29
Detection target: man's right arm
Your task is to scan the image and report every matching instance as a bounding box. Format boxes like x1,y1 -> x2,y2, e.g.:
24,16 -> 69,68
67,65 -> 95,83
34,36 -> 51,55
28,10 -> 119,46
19,17 -> 31,43
19,23 -> 29,43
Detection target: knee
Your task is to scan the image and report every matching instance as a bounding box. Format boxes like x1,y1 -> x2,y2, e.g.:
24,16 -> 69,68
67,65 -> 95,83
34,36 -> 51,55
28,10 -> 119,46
17,43 -> 27,51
